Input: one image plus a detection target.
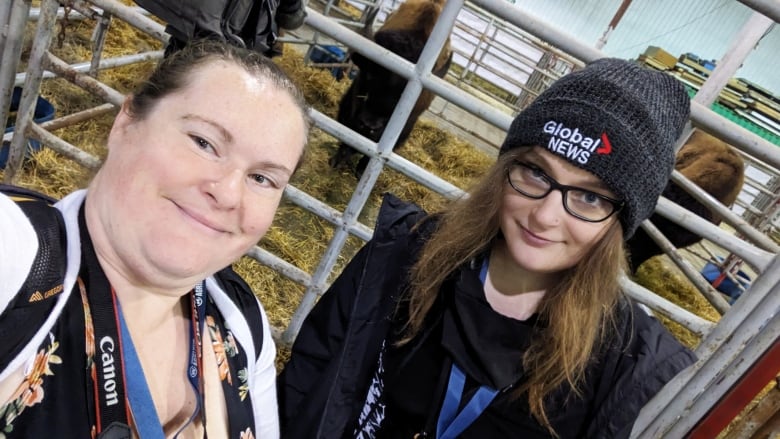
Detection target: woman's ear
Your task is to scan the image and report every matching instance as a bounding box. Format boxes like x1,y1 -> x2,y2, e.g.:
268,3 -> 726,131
117,96 -> 134,122
106,96 -> 134,149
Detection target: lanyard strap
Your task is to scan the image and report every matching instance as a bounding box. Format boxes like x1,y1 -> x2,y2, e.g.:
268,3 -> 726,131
84,258 -> 130,435
116,298 -> 166,439
479,257 -> 488,284
190,283 -> 206,389
436,363 -> 498,439
115,284 -> 207,439
79,207 -> 206,437
87,282 -> 206,437
79,205 -> 131,436
187,282 -> 208,437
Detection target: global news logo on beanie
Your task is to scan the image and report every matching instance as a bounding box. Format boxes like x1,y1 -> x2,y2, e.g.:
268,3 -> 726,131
542,121 -> 612,164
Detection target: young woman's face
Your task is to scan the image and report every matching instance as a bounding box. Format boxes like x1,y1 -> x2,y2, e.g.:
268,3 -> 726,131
498,147 -> 618,277
87,61 -> 307,289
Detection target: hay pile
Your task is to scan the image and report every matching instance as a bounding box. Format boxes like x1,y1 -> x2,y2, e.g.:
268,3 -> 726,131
634,256 -> 721,349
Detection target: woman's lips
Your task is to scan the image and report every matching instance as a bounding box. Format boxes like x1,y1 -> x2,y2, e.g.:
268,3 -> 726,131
175,202 -> 228,234
520,225 -> 555,247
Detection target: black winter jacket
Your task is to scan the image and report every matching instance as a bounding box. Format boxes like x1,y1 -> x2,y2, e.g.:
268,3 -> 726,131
277,194 -> 696,438
134,0 -> 305,55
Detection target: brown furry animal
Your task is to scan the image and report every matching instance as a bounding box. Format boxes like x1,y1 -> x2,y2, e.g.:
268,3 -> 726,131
626,130 -> 745,271
674,130 -> 745,205
329,0 -> 453,176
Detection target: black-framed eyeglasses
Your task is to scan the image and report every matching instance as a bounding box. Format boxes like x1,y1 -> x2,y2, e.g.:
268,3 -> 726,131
506,161 -> 624,222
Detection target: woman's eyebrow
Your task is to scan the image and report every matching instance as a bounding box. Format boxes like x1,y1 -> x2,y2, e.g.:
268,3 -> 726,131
181,114 -> 233,144
255,160 -> 295,176
525,150 -> 613,192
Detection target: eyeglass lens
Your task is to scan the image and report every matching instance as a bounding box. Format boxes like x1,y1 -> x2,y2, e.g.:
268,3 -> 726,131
507,162 -> 619,222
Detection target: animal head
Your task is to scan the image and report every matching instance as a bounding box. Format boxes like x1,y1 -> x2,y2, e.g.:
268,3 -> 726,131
675,130 -> 745,205
380,0 -> 448,36
346,0 -> 453,141
374,0 -> 452,74
347,51 -> 410,141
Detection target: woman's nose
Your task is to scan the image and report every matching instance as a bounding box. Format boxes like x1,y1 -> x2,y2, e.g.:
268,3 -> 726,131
207,168 -> 243,209
530,189 -> 565,226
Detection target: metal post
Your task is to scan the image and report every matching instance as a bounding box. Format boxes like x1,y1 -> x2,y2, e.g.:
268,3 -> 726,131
690,101 -> 780,171
282,0 -> 464,345
619,276 -> 716,336
669,170 -> 780,254
737,0 -> 780,23
632,254 -> 780,437
655,197 -> 774,272
594,0 -> 632,50
472,0 -> 603,63
3,0 -> 57,183
639,219 -> 731,314
0,0 -> 14,54
27,123 -> 101,169
15,51 -> 165,86
0,0 -> 32,162
80,0 -> 168,42
89,12 -> 113,77
693,12 -> 774,108
44,51 -> 126,106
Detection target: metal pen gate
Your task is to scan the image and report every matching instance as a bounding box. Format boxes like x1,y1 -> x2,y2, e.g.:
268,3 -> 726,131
1,0 -> 778,436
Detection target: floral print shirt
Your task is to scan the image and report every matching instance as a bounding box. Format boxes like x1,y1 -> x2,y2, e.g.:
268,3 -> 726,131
0,207 -> 259,438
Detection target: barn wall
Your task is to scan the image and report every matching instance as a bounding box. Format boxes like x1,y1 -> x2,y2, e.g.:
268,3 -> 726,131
513,0 -> 780,93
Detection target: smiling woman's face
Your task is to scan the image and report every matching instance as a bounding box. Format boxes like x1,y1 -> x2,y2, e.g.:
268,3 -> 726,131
86,61 -> 307,289
497,146 -> 618,278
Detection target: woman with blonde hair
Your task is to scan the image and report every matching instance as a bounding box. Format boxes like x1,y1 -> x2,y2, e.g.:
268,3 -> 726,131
278,58 -> 696,438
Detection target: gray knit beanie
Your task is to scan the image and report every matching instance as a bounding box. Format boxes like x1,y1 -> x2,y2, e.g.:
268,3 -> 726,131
499,58 -> 690,238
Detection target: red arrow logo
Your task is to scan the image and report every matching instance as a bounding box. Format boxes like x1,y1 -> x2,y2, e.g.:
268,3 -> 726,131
597,132 -> 612,155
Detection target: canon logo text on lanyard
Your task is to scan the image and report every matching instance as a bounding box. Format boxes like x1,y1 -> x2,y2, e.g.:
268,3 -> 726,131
99,336 -> 120,407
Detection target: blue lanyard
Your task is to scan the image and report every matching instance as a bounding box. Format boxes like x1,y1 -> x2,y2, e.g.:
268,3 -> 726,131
116,301 -> 165,439
115,283 -> 206,438
434,257 -> 496,438
436,363 -> 499,439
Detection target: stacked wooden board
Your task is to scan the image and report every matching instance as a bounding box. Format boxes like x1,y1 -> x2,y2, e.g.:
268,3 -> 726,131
638,46 -> 780,138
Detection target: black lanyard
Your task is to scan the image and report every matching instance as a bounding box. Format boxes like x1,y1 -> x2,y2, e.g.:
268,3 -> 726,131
79,209 -> 206,438
82,240 -> 130,437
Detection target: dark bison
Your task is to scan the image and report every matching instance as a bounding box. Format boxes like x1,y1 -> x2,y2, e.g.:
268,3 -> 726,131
626,130 -> 746,272
329,0 -> 453,176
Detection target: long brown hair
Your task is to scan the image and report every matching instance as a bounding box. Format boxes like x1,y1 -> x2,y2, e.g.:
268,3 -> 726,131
401,149 -> 627,435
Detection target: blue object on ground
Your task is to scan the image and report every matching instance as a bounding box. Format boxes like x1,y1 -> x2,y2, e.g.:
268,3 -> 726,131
701,260 -> 751,303
308,45 -> 355,80
2,86 -> 56,168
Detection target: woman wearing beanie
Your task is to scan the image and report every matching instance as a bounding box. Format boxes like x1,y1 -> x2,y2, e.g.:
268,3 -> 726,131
278,58 -> 697,438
